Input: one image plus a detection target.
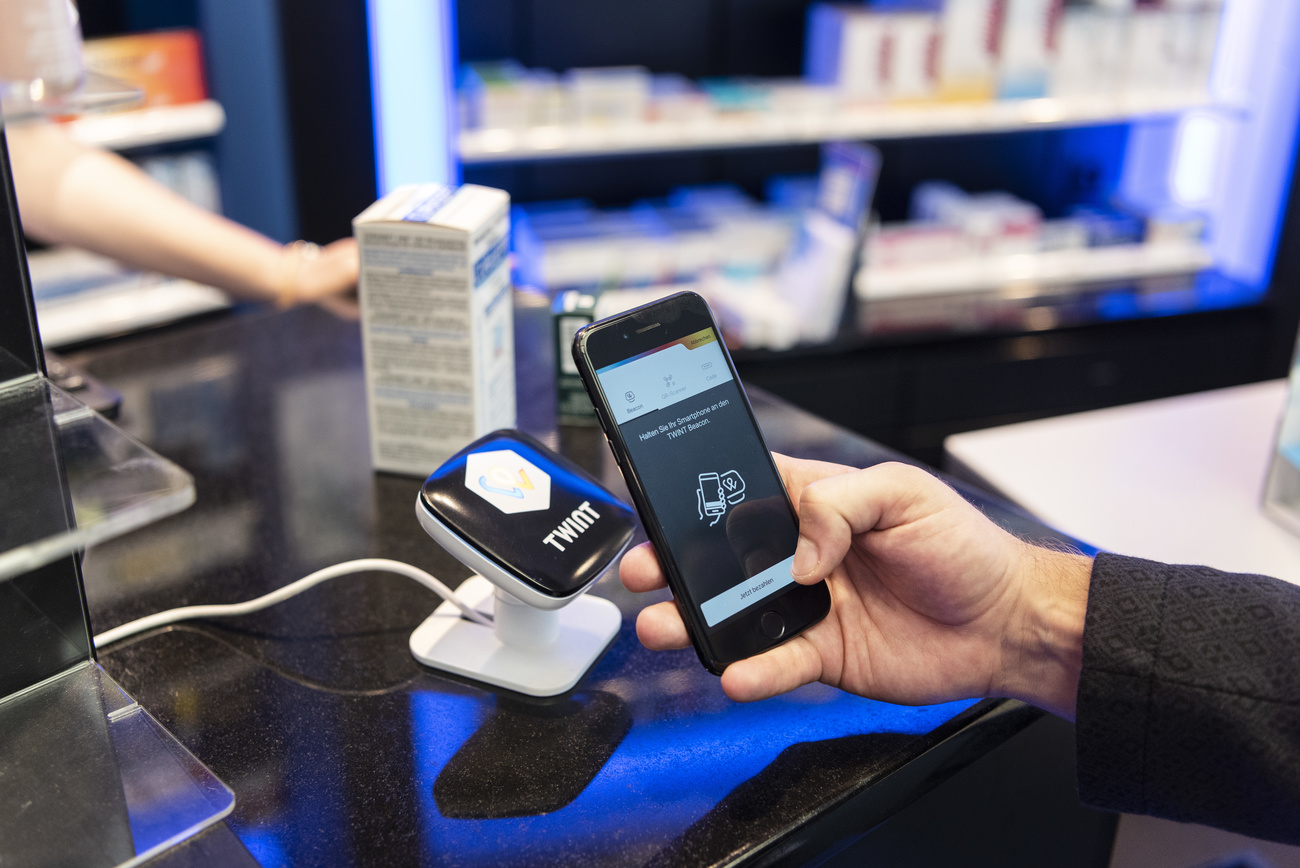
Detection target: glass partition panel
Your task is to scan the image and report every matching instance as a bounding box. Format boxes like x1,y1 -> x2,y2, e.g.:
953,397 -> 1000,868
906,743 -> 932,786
0,378 -> 195,581
1263,326 -> 1300,534
0,127 -> 41,378
0,662 -> 235,867
0,122 -> 233,868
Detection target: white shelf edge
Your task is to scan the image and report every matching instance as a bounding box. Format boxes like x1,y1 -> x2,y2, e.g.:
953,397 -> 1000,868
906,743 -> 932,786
459,91 -> 1225,163
35,279 -> 231,349
855,242 -> 1214,301
64,100 -> 226,150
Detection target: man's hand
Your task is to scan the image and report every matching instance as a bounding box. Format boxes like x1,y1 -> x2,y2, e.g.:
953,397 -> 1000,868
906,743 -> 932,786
620,455 -> 1092,719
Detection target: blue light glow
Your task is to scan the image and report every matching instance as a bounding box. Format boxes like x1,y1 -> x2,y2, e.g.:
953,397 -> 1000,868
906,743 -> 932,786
236,826 -> 289,868
1171,113 -> 1225,207
1094,272 -> 1265,323
1191,0 -> 1300,288
1118,1 -> 1300,292
366,0 -> 457,194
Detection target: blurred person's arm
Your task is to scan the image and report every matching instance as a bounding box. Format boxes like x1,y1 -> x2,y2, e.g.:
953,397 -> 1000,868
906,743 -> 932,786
7,121 -> 356,305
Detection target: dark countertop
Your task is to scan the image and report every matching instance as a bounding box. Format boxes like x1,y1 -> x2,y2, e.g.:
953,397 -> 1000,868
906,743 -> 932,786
69,299 -> 1084,868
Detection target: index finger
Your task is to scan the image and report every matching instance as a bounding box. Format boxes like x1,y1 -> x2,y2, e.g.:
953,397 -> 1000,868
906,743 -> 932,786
720,633 -> 824,701
619,540 -> 668,593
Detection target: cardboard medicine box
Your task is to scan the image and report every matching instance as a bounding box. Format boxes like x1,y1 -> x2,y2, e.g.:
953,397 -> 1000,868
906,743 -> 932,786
354,184 -> 516,476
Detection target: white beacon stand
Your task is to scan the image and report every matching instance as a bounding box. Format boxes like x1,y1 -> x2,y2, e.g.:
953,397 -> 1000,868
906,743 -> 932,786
409,431 -> 635,697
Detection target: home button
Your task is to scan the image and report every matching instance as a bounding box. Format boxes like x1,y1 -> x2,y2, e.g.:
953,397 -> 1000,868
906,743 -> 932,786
760,611 -> 785,641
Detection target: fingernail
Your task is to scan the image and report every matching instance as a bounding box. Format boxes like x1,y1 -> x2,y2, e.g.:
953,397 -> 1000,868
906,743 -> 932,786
792,535 -> 819,580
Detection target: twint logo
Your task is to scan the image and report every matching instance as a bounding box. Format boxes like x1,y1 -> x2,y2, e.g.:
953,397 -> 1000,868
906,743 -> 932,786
542,501 -> 601,551
465,450 -> 552,514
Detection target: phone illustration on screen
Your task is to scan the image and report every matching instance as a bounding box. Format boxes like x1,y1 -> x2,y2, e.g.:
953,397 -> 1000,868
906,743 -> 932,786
697,472 -> 726,525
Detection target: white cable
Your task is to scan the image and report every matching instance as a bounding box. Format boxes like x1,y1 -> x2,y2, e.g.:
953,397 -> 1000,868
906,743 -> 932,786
93,558 -> 493,649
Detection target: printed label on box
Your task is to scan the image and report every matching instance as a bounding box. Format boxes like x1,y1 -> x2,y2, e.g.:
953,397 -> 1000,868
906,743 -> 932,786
355,184 -> 517,476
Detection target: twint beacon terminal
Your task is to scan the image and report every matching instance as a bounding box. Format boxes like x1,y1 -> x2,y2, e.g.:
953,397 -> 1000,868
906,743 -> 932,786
412,430 -> 635,695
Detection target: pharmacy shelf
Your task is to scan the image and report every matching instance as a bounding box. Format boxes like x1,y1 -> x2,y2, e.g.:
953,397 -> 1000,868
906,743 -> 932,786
855,241 -> 1214,301
35,279 -> 230,348
460,91 -> 1220,164
64,99 -> 226,150
28,245 -> 230,348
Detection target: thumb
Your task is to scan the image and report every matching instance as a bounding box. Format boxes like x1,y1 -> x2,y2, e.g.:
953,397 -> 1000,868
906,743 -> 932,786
791,462 -> 937,582
790,476 -> 868,583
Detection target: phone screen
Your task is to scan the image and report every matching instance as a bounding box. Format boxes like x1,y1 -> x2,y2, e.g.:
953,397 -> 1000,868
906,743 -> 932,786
593,327 -> 800,629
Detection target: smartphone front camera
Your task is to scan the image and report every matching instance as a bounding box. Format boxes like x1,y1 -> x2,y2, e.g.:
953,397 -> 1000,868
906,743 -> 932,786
622,332 -> 629,339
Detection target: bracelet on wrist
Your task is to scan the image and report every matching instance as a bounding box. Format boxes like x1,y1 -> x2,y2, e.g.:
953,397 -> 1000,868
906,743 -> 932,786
275,240 -> 322,308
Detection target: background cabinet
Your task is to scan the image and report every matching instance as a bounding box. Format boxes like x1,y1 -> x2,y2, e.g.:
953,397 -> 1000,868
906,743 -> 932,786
72,0 -> 1300,466
446,0 -> 1300,463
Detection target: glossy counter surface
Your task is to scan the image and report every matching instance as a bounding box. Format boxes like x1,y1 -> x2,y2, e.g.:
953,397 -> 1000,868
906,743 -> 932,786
70,301 -> 1080,867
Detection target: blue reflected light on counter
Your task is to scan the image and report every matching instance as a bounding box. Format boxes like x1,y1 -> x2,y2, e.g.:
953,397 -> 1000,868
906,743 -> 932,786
366,0 -> 457,194
410,685 -> 976,865
237,826 -> 289,868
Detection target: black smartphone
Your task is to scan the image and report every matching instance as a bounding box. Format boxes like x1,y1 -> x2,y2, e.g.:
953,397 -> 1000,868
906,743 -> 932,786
572,291 -> 831,673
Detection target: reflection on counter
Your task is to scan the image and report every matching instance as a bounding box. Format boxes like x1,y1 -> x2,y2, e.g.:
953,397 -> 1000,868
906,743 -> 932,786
275,370 -> 374,565
82,504 -> 259,610
432,690 -> 631,819
406,680 -> 977,867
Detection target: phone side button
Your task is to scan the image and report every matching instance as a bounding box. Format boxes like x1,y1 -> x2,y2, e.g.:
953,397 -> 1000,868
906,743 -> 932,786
760,611 -> 785,641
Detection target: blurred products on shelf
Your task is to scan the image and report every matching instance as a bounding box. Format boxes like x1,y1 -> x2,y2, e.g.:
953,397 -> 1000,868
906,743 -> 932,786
458,0 -> 1223,144
857,182 -> 1211,301
78,29 -> 208,109
525,143 -> 877,351
852,175 -> 1209,306
809,0 -> 1221,103
523,167 -> 1213,354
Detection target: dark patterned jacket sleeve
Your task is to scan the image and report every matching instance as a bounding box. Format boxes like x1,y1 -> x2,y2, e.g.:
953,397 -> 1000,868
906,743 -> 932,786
1075,552 -> 1300,845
